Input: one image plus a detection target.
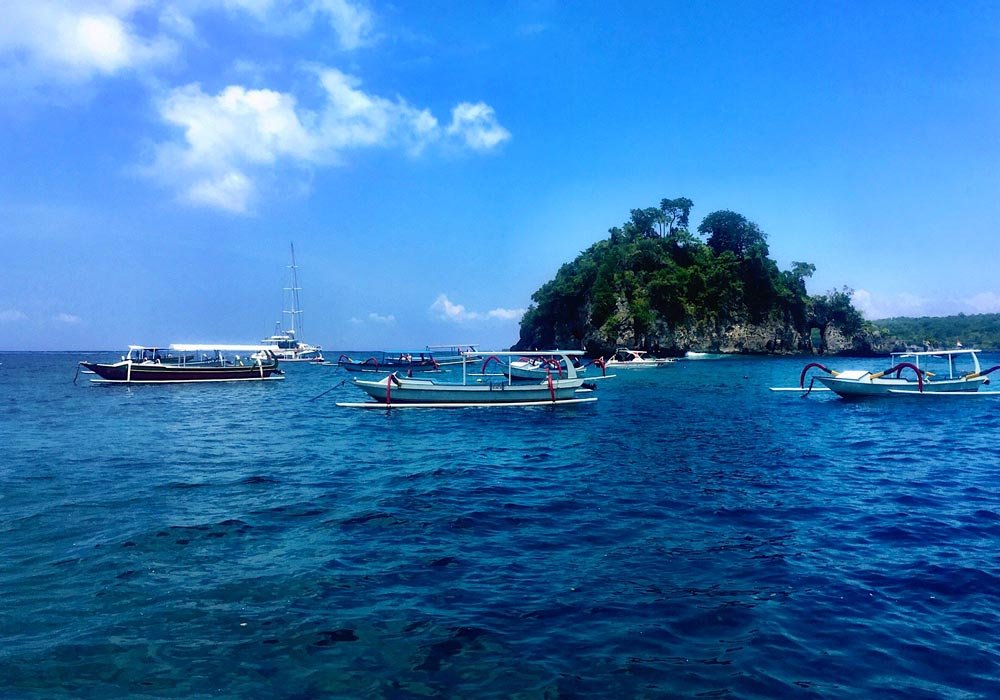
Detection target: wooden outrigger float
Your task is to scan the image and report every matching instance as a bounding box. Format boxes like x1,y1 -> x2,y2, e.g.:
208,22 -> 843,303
337,350 -> 599,409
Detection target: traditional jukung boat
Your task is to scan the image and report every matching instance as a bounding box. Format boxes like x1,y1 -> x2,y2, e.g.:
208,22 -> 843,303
337,351 -> 440,374
424,344 -> 481,365
777,348 -> 1000,398
476,354 -> 593,381
78,345 -> 284,384
604,348 -> 675,369
260,244 -> 323,363
337,350 -> 597,408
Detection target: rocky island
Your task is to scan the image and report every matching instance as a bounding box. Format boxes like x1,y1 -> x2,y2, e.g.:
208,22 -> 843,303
515,198 -> 887,356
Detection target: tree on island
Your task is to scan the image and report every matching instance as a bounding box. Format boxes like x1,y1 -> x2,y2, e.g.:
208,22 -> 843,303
516,197 -> 872,355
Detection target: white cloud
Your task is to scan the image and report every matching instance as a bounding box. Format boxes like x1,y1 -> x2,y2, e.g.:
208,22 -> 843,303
158,4 -> 197,39
151,69 -> 509,212
187,171 -> 255,213
0,309 -> 28,322
447,102 -> 511,151
0,1 -> 176,83
348,312 -> 396,325
54,312 -> 82,324
314,0 -> 374,50
220,0 -> 374,49
430,294 -> 524,323
963,292 -> 1000,314
852,289 -> 929,320
486,307 -> 523,321
855,289 -> 1000,319
314,67 -> 440,155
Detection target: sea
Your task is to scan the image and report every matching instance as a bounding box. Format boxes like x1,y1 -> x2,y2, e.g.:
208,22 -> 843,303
2,351 -> 1000,699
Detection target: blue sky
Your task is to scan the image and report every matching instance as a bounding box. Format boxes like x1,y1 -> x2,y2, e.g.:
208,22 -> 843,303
2,1 -> 999,350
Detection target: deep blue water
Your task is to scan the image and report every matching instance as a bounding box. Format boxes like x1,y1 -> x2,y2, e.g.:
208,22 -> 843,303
2,351 -> 1000,698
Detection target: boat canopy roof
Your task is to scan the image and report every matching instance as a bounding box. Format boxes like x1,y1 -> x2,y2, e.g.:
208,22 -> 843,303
426,344 -> 479,351
169,344 -> 275,352
466,350 -> 585,357
891,348 -> 980,358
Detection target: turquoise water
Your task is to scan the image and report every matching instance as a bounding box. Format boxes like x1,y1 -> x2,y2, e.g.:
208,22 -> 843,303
2,351 -> 1000,698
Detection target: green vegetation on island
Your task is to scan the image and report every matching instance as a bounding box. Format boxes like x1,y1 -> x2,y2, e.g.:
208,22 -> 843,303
873,314 -> 1000,351
516,198 -> 870,355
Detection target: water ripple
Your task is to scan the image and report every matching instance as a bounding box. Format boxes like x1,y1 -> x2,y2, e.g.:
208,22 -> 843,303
2,353 -> 1000,697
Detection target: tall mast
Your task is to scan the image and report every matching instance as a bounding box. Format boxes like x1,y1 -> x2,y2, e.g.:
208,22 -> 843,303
284,242 -> 303,338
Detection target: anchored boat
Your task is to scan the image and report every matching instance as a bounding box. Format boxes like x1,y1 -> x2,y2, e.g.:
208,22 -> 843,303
78,345 -> 284,384
604,348 -> 675,369
476,354 -> 604,381
423,344 -> 482,366
260,243 -> 323,362
338,351 -> 440,374
775,348 -> 1000,397
338,350 -> 597,408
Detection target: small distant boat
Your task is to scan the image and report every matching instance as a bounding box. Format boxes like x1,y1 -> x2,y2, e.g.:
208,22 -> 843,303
684,351 -> 729,360
424,344 -> 481,366
338,351 -> 596,408
261,243 -> 323,363
604,348 -> 674,369
259,326 -> 323,363
480,354 -> 590,381
776,348 -> 1000,398
337,351 -> 440,374
78,345 -> 284,384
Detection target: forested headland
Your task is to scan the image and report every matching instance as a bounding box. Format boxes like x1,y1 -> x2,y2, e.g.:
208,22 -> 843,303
873,314 -> 1000,351
515,197 -> 882,356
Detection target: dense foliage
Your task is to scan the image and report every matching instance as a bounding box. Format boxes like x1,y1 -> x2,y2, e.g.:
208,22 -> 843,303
875,313 -> 1000,350
517,198 -> 865,353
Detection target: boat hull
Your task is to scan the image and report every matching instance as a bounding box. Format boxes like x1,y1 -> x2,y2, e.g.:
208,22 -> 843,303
508,362 -> 586,381
80,361 -> 283,384
817,375 -> 987,397
272,353 -> 323,362
341,360 -> 438,373
353,375 -> 585,404
604,360 -> 673,369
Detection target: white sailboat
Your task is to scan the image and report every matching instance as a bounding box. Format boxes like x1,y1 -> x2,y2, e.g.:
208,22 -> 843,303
260,243 -> 324,363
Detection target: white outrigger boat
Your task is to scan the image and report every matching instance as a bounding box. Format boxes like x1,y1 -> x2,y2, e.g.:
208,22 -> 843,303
338,350 -> 597,408
604,348 -> 675,369
774,348 -> 1000,398
476,354 -> 591,381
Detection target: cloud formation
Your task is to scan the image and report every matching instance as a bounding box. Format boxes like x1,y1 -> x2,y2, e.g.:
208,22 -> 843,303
854,288 -> 1000,319
963,292 -> 1000,314
2,0 -> 510,213
447,103 -> 512,151
852,289 -> 928,319
349,312 -> 396,325
430,294 -> 524,323
151,68 -> 509,212
0,1 -> 176,84
0,0 -> 372,90
220,0 -> 375,50
54,312 -> 82,324
0,309 -> 28,322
